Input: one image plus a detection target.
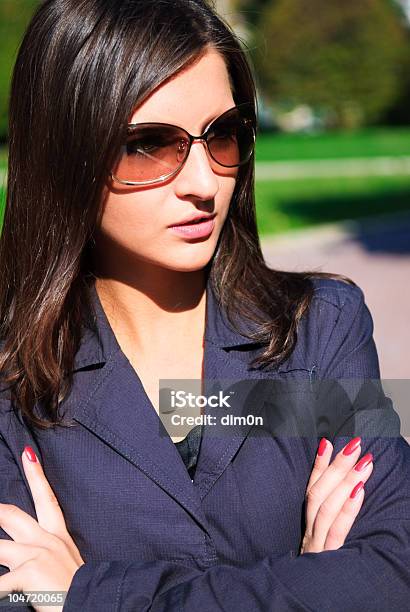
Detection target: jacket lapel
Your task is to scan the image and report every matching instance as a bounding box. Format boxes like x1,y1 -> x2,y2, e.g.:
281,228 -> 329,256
66,279 -> 289,524
195,286 -> 286,499
70,346 -> 214,533
67,282 -> 212,533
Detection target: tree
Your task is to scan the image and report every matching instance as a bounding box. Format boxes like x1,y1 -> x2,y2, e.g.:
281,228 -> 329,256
251,0 -> 408,129
235,0 -> 274,26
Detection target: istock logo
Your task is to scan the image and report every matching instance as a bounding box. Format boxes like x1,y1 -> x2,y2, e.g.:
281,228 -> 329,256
170,390 -> 233,409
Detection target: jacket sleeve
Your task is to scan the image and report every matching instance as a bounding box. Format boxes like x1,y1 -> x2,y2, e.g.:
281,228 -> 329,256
63,283 -> 410,612
0,418 -> 38,611
63,439 -> 410,612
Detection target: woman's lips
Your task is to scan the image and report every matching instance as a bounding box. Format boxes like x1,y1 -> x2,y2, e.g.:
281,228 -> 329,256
167,217 -> 215,238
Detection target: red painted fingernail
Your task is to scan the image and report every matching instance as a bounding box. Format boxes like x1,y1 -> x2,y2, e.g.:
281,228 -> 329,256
24,446 -> 37,463
350,481 -> 364,499
354,452 -> 373,472
342,436 -> 361,456
317,438 -> 327,456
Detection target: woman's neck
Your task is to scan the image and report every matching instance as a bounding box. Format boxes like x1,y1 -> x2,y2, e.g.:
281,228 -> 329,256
94,269 -> 207,355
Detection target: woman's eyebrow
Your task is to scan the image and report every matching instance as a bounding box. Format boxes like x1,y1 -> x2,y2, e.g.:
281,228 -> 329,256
200,106 -> 233,132
127,106 -> 234,131
200,114 -> 219,132
158,108 -> 232,133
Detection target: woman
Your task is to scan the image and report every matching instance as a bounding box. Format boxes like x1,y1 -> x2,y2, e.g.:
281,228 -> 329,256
0,0 -> 408,610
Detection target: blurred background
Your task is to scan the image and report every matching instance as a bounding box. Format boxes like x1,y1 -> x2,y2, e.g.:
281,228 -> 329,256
0,0 -> 409,379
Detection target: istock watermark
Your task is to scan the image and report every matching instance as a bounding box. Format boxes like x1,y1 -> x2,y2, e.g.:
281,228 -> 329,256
158,379 -> 268,440
157,378 -> 410,441
170,389 -> 234,409
169,413 -> 263,427
0,591 -> 67,607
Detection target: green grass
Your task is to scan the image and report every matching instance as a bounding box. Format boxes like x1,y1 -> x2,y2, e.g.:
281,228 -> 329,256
255,128 -> 410,162
255,175 -> 410,236
0,186 -> 5,227
0,147 -> 7,170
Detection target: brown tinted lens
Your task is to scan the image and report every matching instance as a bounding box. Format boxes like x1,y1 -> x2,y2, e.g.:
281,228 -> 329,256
113,125 -> 189,183
207,109 -> 255,167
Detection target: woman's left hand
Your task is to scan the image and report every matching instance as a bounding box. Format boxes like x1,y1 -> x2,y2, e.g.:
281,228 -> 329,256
0,446 -> 84,612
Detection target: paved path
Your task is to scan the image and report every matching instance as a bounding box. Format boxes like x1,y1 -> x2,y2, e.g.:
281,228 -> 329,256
261,212 -> 410,379
255,157 -> 410,180
261,212 -> 410,439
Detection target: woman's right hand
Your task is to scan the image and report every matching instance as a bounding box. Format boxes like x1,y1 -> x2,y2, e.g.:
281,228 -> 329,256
299,436 -> 374,554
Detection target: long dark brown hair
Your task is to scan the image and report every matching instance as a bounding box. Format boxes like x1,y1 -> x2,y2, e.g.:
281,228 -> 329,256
0,0 -> 352,429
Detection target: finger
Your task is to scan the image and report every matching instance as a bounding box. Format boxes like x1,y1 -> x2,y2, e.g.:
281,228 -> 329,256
305,436 -> 362,534
323,482 -> 365,550
21,447 -> 68,539
311,460 -> 374,551
306,438 -> 333,492
0,503 -> 47,546
0,540 -> 39,571
303,438 -> 333,539
21,447 -> 84,564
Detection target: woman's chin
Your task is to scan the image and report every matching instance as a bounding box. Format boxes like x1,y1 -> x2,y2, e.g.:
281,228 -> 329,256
159,253 -> 215,273
156,242 -> 217,272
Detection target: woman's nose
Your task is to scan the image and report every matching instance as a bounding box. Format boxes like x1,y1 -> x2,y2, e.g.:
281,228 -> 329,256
173,140 -> 219,201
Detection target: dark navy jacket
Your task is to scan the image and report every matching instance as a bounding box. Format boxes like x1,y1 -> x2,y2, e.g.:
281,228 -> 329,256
0,278 -> 409,611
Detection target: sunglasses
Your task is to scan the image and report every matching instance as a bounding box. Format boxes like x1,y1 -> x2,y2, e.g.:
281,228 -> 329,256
110,102 -> 256,186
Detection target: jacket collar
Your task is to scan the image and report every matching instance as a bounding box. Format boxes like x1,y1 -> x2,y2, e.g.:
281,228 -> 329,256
72,277 -> 262,372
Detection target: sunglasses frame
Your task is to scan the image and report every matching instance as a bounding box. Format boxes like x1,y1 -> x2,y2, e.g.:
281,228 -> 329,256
110,102 -> 256,186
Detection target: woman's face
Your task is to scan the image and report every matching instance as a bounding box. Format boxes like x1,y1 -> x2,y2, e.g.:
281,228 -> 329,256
96,48 -> 238,275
